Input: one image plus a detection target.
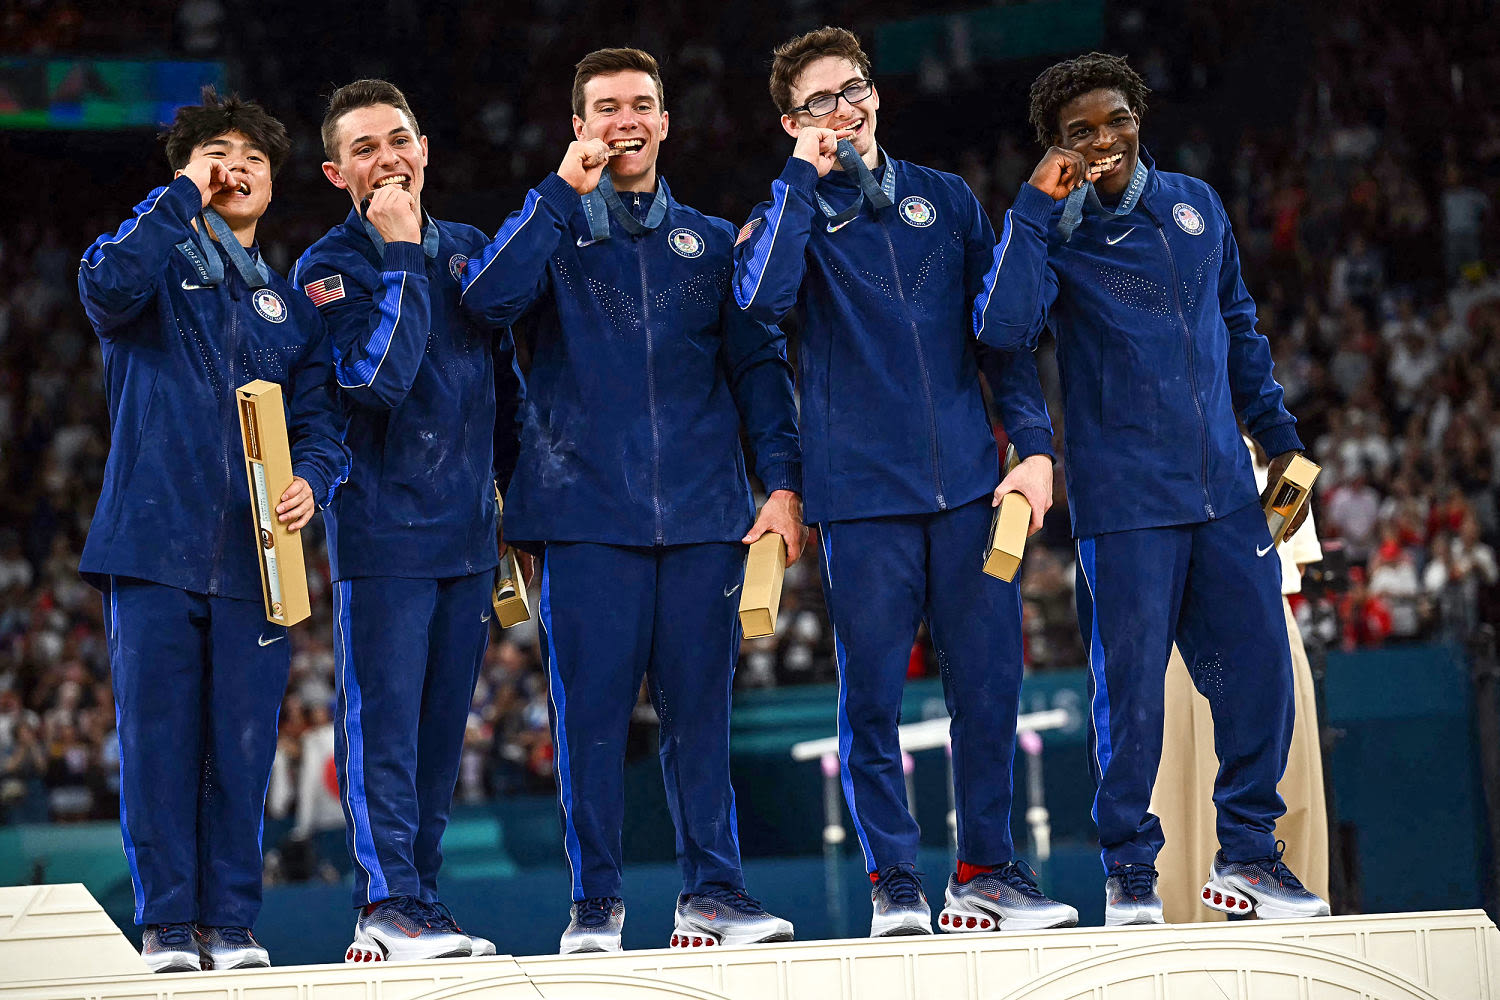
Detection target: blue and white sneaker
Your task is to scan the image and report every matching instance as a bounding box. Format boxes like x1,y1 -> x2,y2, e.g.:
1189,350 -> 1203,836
344,896 -> 472,963
141,922 -> 200,973
1104,863 -> 1165,926
670,888 -> 794,948
1203,842 -> 1330,919
869,865 -> 932,937
429,901 -> 496,957
939,862 -> 1078,932
560,897 -> 625,954
196,925 -> 269,969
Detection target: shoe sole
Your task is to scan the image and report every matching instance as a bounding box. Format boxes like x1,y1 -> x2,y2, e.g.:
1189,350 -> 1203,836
874,924 -> 934,937
1104,910 -> 1164,927
1202,877 -> 1330,920
346,938 -> 469,963
146,959 -> 200,974
669,927 -> 795,948
939,903 -> 1078,933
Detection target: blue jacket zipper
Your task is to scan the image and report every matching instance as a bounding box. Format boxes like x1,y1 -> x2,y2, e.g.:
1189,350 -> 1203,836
1156,224 -> 1214,519
881,221 -> 946,509
638,234 -> 665,544
209,272 -> 242,594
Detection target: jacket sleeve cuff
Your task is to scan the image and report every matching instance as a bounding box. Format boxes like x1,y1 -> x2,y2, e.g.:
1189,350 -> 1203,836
536,172 -> 581,215
381,240 -> 426,274
759,461 -> 802,497
1010,183 -> 1058,230
163,174 -> 207,219
1008,426 -> 1055,463
292,464 -> 331,510
1254,423 -> 1304,460
778,157 -> 821,196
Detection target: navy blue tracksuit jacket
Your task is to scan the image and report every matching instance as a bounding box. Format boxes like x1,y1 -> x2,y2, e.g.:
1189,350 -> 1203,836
294,210 -> 521,581
80,175 -> 348,598
734,155 -> 1052,523
460,171 -> 801,901
731,153 -> 1050,875
973,153 -> 1300,869
462,173 -> 800,545
78,175 -> 347,927
971,151 -> 1303,536
295,210 -> 521,907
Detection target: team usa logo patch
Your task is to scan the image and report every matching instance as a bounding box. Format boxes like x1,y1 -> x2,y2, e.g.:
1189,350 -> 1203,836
668,227 -> 705,258
253,288 -> 288,323
735,218 -> 763,246
303,274 -> 345,307
899,196 -> 936,228
449,254 -> 468,283
1172,202 -> 1206,235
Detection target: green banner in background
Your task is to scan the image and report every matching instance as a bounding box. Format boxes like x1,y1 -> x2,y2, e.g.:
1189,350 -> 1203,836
0,58 -> 224,130
874,0 -> 1105,76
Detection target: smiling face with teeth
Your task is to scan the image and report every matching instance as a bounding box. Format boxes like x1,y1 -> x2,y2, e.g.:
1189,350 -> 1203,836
321,102 -> 429,216
782,56 -> 881,169
1055,88 -> 1140,199
574,70 -> 668,194
177,130 -> 274,233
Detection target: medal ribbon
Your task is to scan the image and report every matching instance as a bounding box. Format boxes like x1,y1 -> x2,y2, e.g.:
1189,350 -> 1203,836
1057,156 -> 1149,243
193,208 -> 271,288
814,141 -> 896,225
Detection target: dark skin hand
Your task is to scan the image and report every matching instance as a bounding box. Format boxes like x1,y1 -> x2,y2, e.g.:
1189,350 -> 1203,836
1262,450 -> 1312,541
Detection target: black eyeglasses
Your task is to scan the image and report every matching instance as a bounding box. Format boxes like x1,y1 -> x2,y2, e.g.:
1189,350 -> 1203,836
789,79 -> 874,118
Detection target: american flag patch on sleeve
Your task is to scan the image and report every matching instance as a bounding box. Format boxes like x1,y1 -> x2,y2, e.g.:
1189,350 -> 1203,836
303,274 -> 346,307
735,218 -> 763,246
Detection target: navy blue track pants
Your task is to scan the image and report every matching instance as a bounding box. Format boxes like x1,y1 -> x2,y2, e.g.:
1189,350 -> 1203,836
538,541 -> 745,901
817,494 -> 1025,874
105,576 -> 290,927
332,571 -> 491,906
1075,499 -> 1293,871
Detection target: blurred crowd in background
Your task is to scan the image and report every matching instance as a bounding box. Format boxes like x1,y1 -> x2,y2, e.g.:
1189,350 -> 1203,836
0,0 -> 1496,833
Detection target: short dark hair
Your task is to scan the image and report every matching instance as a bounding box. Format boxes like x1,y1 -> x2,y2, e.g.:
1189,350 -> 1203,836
1027,52 -> 1149,147
769,26 -> 872,115
161,86 -> 290,176
322,79 -> 421,161
572,48 -> 665,119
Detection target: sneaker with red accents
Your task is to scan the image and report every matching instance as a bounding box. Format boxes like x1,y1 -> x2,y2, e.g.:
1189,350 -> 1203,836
870,865 -> 932,937
939,861 -> 1078,933
560,897 -> 625,954
1203,842 -> 1330,919
1104,863 -> 1164,926
669,888 -> 793,948
344,896 -> 472,963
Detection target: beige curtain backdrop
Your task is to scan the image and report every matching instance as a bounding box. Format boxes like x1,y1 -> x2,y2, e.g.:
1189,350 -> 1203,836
1149,597 -> 1330,922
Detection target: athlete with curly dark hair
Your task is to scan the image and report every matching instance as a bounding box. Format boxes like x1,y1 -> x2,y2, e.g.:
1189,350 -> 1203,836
972,52 -> 1331,926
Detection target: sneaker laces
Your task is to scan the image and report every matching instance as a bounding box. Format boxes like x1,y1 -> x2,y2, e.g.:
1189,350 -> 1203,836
994,861 -> 1048,900
387,894 -> 442,929
212,925 -> 257,947
874,866 -> 925,907
154,922 -> 196,948
426,901 -> 465,934
1111,863 -> 1159,900
696,886 -> 766,915
1247,840 -> 1306,891
574,896 -> 623,928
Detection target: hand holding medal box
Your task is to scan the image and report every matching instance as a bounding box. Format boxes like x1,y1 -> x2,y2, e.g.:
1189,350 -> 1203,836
491,486 -> 532,628
237,380 -> 311,626
1263,454 -> 1321,545
738,534 -> 787,639
983,444 -> 1030,582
